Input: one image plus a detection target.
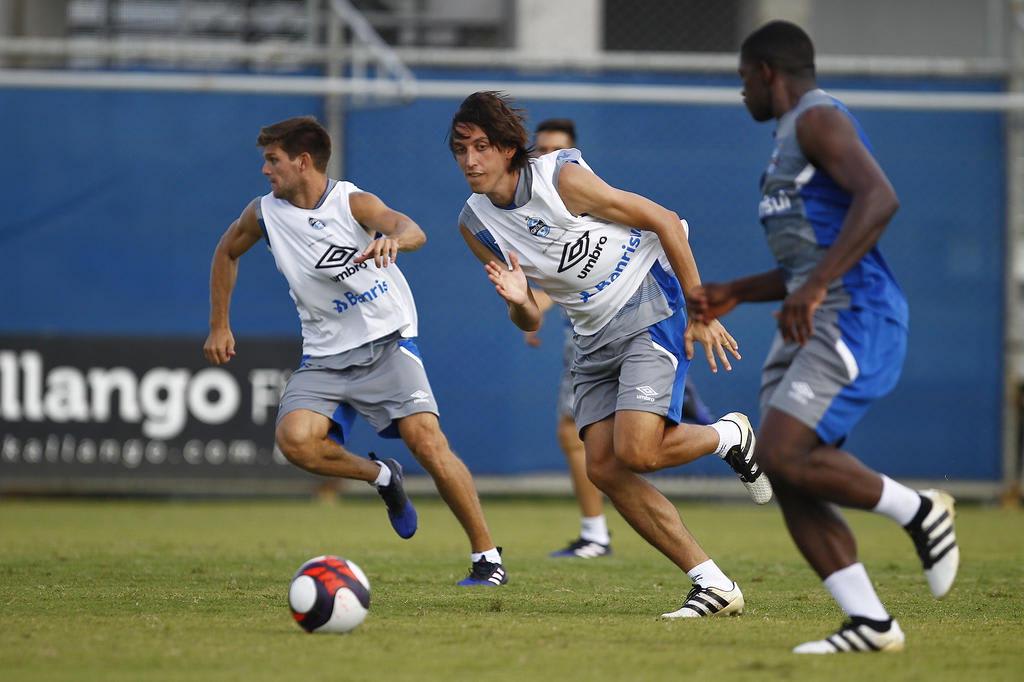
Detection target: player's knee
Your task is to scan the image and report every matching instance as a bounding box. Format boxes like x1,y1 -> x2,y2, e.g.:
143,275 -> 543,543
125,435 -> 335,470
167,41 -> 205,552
275,422 -> 316,470
403,420 -> 451,464
585,456 -> 618,491
614,443 -> 660,473
755,441 -> 805,485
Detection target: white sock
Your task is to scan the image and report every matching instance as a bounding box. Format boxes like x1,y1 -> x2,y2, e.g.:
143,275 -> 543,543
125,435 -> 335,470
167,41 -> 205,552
871,475 -> 922,526
823,563 -> 889,621
372,461 -> 391,487
710,420 -> 742,458
471,547 -> 502,564
580,515 -> 610,545
687,559 -> 733,591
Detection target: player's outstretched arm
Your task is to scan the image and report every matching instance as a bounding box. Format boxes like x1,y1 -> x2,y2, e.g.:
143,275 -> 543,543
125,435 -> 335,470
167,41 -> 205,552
349,191 -> 426,268
556,163 -> 739,370
459,223 -> 542,332
689,268 -> 789,322
205,199 -> 264,365
777,106 -> 900,345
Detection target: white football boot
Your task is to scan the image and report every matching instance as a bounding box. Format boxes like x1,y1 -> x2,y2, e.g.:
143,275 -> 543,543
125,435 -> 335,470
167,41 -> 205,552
717,413 -> 773,505
793,617 -> 905,654
661,582 -> 745,618
905,489 -> 959,598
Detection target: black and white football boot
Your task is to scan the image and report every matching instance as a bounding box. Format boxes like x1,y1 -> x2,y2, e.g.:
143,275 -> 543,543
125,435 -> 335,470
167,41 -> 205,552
905,489 -> 959,598
793,617 -> 905,654
717,412 -> 773,505
661,582 -> 744,618
458,547 -> 508,587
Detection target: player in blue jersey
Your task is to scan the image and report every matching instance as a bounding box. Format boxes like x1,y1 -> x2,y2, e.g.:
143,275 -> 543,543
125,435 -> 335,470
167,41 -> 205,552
690,21 -> 959,653
530,118 -> 717,559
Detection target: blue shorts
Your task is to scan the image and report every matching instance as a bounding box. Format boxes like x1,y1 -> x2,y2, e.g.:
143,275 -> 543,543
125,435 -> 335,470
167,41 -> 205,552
760,307 -> 907,444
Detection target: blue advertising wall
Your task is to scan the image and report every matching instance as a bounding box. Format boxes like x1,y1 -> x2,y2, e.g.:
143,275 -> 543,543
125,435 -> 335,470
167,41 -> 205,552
0,69 -> 1004,481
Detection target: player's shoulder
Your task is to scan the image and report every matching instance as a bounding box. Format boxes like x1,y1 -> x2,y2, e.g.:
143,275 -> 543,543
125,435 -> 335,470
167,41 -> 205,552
458,201 -> 485,233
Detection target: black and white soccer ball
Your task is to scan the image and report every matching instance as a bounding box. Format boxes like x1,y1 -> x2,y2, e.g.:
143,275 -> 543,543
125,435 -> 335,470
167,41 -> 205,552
288,555 -> 371,633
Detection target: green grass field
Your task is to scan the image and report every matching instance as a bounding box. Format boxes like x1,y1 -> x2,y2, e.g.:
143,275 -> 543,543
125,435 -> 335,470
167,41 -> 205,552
1,496 -> 1021,681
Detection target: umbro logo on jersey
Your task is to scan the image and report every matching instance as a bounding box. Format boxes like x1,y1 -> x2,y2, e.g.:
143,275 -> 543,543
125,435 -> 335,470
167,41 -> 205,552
410,390 -> 430,404
308,217 -> 326,230
558,231 -> 608,278
316,244 -> 359,269
558,232 -> 590,272
788,381 -> 816,405
635,385 -> 658,402
525,216 -> 550,238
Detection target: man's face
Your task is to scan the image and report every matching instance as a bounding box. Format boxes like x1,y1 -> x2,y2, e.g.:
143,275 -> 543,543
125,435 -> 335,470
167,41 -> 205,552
261,143 -> 303,199
739,58 -> 774,122
534,130 -> 574,156
451,123 -> 516,194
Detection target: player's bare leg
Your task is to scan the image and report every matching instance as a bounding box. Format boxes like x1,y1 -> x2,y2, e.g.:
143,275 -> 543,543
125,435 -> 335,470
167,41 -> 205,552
757,409 -> 883,509
397,412 -> 495,553
550,415 -> 612,558
611,410 -> 717,472
275,409 -> 380,480
758,408 -> 959,597
559,416 -> 603,517
585,416 -> 744,616
583,417 -> 708,571
612,410 -> 773,505
277,408 -> 418,539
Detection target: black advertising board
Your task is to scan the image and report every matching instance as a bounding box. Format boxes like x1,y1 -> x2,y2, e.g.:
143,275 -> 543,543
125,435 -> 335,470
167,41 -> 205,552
0,336 -> 321,493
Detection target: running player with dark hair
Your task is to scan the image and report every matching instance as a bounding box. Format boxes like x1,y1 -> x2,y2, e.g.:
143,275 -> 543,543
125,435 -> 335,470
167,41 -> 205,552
528,117 -> 716,560
449,92 -> 773,618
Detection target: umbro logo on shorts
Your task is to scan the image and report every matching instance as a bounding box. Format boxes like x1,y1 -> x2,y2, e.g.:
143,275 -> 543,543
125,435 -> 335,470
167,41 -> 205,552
788,381 -> 815,405
635,385 -> 658,402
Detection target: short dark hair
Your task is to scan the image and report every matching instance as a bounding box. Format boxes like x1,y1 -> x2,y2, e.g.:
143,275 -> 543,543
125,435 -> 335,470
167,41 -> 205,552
448,91 -> 531,170
256,116 -> 331,172
535,118 -> 576,145
740,20 -> 816,79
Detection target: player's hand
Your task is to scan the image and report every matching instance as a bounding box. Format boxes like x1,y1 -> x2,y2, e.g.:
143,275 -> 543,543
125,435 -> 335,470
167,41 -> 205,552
353,237 -> 400,268
485,252 -> 530,306
204,327 -> 236,365
684,319 -> 740,373
687,282 -> 740,323
524,329 -> 543,347
774,282 -> 826,345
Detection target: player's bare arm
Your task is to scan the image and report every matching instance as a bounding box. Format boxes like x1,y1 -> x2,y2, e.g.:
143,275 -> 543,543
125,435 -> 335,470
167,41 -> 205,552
459,223 -> 542,331
777,106 -> 900,344
349,191 -> 426,268
690,268 -> 788,321
204,199 -> 264,365
523,288 -> 554,347
557,163 -> 739,371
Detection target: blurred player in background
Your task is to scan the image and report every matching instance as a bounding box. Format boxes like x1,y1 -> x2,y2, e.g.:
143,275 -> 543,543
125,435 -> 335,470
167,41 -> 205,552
204,116 -> 507,587
690,21 -> 959,652
528,118 -> 716,559
450,92 -> 773,618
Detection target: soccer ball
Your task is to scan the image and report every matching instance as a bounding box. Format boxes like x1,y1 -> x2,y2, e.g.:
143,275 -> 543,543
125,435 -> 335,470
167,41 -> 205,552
288,555 -> 371,634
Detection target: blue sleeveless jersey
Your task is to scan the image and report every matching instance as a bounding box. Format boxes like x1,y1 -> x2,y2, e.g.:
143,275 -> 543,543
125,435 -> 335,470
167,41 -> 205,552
759,89 -> 908,327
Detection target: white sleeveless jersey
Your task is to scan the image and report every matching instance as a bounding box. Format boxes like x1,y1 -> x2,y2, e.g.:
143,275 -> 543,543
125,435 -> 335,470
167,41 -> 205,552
464,150 -> 669,335
259,181 -> 418,356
